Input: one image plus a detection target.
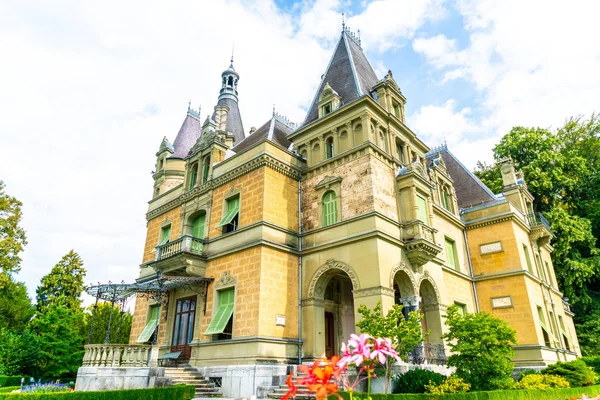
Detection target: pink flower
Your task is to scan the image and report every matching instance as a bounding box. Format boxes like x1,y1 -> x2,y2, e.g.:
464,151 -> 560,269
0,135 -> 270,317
339,334 -> 373,367
370,338 -> 402,365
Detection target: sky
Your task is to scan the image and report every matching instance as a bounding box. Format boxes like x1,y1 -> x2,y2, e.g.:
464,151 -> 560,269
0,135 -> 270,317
1,0 -> 599,303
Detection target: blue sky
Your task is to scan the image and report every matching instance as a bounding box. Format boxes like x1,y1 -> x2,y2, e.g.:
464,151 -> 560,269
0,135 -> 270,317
1,0 -> 599,302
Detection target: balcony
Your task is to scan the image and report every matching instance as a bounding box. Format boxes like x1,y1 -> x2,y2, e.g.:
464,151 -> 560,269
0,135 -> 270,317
407,343 -> 447,366
82,344 -> 152,367
151,235 -> 207,277
528,212 -> 553,246
402,221 -> 442,269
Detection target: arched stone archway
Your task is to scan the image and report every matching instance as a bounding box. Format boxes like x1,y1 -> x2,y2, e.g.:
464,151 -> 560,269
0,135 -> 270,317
391,263 -> 419,319
415,275 -> 446,365
303,259 -> 360,360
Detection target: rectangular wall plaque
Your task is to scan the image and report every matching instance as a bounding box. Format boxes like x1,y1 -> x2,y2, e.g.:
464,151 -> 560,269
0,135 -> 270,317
491,296 -> 513,309
480,241 -> 503,255
276,315 -> 286,326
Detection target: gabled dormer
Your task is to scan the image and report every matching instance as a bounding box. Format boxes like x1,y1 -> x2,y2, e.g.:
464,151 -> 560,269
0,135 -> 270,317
317,82 -> 341,118
371,70 -> 407,123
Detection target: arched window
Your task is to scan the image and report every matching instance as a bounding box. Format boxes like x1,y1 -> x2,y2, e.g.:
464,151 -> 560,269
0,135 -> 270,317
189,163 -> 198,190
322,191 -> 337,227
326,137 -> 334,159
228,76 -> 234,87
202,156 -> 211,183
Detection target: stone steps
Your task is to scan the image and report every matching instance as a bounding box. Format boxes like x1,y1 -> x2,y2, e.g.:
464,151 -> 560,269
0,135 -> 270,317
163,367 -> 221,398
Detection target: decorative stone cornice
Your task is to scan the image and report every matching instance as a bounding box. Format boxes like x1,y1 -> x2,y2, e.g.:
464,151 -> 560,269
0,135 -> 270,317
353,286 -> 395,299
147,153 -> 302,220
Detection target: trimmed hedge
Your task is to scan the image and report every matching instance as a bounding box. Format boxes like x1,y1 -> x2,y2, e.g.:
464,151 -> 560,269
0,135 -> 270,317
0,377 -> 26,388
0,388 -> 21,394
0,385 -> 196,400
339,385 -> 600,400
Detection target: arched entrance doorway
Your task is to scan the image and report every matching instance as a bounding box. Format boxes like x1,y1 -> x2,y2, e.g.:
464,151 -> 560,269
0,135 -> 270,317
392,267 -> 419,319
418,278 -> 446,364
304,260 -> 359,360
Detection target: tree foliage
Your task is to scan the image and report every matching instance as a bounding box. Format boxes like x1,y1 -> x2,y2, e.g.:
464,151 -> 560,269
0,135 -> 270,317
0,328 -> 37,376
0,181 -> 27,286
36,250 -> 86,313
474,115 -> 600,355
0,277 -> 34,332
29,304 -> 85,379
442,305 -> 517,391
84,302 -> 133,345
356,301 -> 427,360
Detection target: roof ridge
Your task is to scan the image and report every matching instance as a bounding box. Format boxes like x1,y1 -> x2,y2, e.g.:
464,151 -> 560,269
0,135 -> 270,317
342,32 -> 363,96
444,147 -> 497,197
267,115 -> 276,141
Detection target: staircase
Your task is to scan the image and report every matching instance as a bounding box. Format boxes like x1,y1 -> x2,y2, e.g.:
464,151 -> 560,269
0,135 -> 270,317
164,367 -> 221,398
266,370 -> 315,400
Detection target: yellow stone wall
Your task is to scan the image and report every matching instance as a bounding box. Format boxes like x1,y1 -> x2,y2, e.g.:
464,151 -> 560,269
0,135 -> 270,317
142,207 -> 182,263
467,220 -> 521,275
369,156 -> 398,220
263,168 -> 299,231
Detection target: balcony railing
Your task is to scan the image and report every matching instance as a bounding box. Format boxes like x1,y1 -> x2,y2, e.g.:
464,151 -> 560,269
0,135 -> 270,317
407,343 -> 447,366
155,235 -> 205,261
81,344 -> 152,367
528,212 -> 551,231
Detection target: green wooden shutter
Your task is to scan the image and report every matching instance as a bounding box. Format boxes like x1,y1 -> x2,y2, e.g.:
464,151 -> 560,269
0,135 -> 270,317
189,171 -> 197,190
445,239 -> 457,269
523,245 -> 533,273
204,289 -> 235,335
417,195 -> 428,222
159,225 -> 171,245
216,196 -> 240,228
136,305 -> 160,343
202,159 -> 210,183
323,192 -> 337,227
192,214 -> 206,238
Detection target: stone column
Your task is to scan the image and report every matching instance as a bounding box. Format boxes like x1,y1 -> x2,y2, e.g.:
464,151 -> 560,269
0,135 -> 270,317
410,186 -> 418,221
302,298 -> 325,360
319,135 -> 325,161
332,128 -> 339,157
361,113 -> 370,145
346,122 -> 354,149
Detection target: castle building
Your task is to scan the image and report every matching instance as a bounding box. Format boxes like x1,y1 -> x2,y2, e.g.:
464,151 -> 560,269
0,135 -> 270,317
122,27 -> 579,397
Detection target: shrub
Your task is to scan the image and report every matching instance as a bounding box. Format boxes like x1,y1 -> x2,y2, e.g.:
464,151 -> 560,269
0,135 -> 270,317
582,356 -> 600,373
516,369 -> 539,381
425,375 -> 471,394
542,359 -> 598,387
0,376 -> 25,387
392,369 -> 445,393
0,387 -> 20,394
514,373 -> 570,390
0,385 -> 196,400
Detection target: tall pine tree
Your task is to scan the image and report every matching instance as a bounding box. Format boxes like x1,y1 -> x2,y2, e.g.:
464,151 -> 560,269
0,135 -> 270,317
36,250 -> 86,313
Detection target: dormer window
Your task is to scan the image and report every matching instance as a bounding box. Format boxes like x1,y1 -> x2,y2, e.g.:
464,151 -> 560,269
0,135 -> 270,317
317,82 -> 340,118
323,102 -> 332,116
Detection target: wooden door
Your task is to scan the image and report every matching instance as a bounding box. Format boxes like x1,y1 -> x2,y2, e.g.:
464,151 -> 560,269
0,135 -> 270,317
324,312 -> 335,358
171,296 -> 196,360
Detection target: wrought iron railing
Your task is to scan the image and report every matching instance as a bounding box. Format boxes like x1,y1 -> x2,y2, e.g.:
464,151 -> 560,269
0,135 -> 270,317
528,212 -> 551,231
82,344 -> 152,367
155,235 -> 205,261
407,343 -> 447,366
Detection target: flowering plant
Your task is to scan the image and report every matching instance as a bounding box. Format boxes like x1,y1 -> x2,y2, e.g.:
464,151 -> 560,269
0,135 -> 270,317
283,334 -> 402,400
20,382 -> 72,393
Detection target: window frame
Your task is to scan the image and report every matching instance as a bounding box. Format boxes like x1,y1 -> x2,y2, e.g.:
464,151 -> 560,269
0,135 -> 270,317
158,224 -> 171,246
216,194 -> 240,234
445,237 -> 459,270
204,287 -> 235,340
322,191 -> 338,227
416,193 -> 429,223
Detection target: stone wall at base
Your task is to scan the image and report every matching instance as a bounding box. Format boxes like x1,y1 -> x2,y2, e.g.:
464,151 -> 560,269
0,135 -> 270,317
75,367 -> 168,391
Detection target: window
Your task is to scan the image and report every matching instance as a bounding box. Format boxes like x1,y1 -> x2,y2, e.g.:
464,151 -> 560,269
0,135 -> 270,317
442,190 -> 452,212
416,194 -> 428,223
204,288 -> 235,339
322,191 -> 337,227
326,137 -> 334,159
537,306 -> 552,347
523,244 -> 533,273
535,254 -> 544,280
216,195 -> 240,234
171,297 -> 196,348
202,156 -> 211,183
544,261 -> 553,286
191,214 -> 205,253
189,163 -> 198,190
323,102 -> 332,115
159,225 -> 171,245
548,310 -> 560,347
393,102 -> 400,118
454,302 -> 467,316
445,238 -> 459,270
396,142 -> 404,161
136,305 -> 160,343
558,316 -> 572,350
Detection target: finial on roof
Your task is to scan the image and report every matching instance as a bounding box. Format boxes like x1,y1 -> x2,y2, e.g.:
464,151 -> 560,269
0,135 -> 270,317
188,99 -> 191,111
342,13 -> 345,31
273,104 -> 276,116
230,44 -> 235,68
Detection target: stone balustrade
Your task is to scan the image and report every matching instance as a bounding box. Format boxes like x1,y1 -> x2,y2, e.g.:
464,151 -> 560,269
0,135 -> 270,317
155,235 -> 204,261
82,344 -> 152,367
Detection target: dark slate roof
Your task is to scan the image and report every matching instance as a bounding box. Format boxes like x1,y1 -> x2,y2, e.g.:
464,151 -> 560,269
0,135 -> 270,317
212,97 -> 245,144
232,115 -> 293,153
426,145 -> 496,209
302,31 -> 379,127
169,112 -> 201,159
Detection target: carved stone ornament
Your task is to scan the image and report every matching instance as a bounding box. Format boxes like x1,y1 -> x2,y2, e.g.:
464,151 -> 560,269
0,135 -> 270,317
389,262 -> 418,294
314,176 -> 342,190
307,259 -> 360,299
215,271 -> 237,289
353,286 -> 395,299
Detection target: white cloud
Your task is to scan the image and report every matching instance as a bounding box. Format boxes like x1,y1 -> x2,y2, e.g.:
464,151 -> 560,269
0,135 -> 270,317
0,0 -> 441,302
411,0 -> 600,160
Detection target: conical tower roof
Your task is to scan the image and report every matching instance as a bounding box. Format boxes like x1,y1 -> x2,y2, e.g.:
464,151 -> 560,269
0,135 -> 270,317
302,28 -> 379,127
170,108 -> 202,159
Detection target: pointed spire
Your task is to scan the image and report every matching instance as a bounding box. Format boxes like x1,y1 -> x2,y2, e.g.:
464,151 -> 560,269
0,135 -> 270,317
342,12 -> 346,31
230,44 -> 235,69
273,104 -> 276,116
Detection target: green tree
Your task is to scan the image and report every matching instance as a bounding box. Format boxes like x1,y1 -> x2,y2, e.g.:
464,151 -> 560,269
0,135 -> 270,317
29,304 -> 84,379
0,328 -> 37,376
84,301 -> 133,344
443,305 -> 517,391
36,250 -> 86,313
356,301 -> 427,360
0,277 -> 34,332
0,181 -> 27,286
473,161 -> 503,194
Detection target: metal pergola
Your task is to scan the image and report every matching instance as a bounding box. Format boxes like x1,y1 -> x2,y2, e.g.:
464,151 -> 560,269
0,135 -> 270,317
85,273 -> 213,345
